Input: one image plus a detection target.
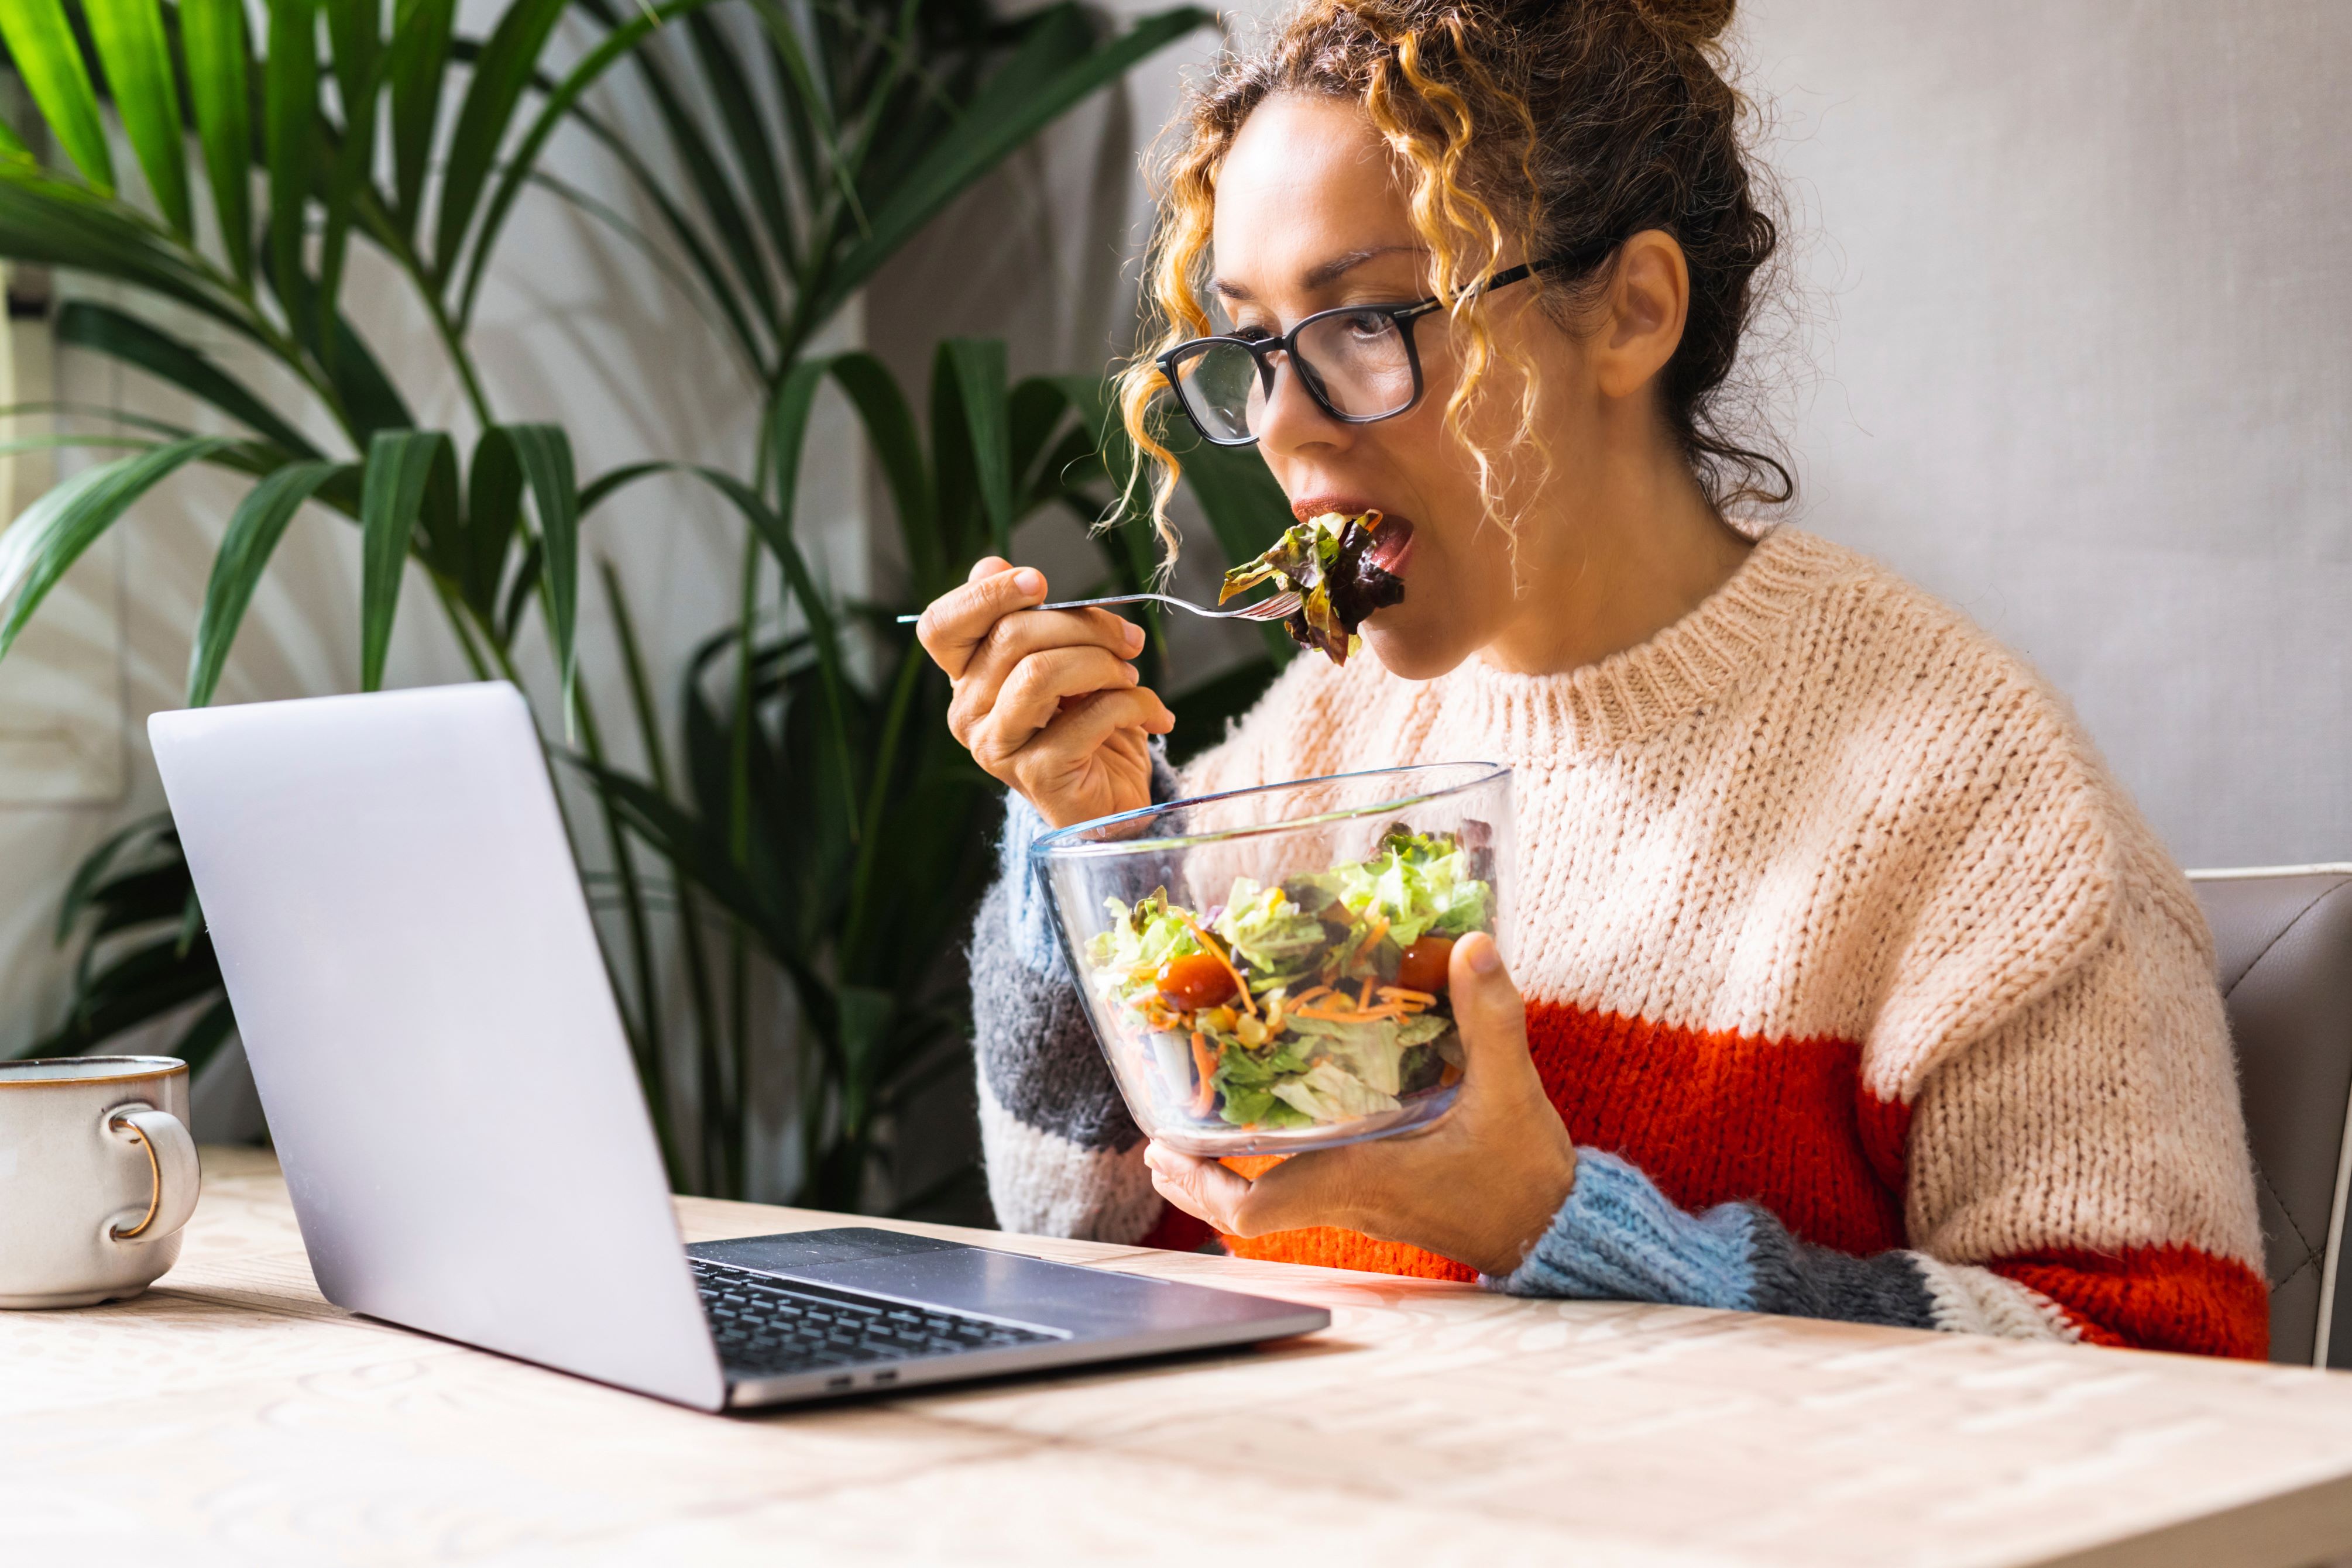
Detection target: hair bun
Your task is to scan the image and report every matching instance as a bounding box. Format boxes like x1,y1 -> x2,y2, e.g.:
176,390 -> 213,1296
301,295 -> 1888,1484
1630,0 -> 1735,43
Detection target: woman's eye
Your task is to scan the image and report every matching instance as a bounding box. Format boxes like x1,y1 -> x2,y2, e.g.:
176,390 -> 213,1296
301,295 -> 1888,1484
1228,324 -> 1276,343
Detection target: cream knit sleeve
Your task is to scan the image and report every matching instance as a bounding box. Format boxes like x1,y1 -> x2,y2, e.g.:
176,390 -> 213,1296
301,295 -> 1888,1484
1896,854 -> 2268,1353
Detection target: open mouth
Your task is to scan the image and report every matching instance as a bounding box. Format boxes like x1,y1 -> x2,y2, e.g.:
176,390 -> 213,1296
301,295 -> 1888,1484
1365,516 -> 1414,578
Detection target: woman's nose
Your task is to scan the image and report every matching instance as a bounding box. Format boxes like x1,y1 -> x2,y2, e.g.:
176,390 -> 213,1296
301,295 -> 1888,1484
1252,354 -> 1351,459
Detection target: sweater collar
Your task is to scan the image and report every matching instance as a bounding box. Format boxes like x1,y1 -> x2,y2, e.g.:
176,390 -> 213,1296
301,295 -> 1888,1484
1439,526 -> 1846,758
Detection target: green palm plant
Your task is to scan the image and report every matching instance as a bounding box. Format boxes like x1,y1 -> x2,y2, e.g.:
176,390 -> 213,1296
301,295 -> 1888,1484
0,0 -> 707,1077
0,0 -> 1221,1203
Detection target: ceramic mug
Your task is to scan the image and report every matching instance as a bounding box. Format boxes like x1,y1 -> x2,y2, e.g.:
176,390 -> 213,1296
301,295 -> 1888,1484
0,1057 -> 199,1308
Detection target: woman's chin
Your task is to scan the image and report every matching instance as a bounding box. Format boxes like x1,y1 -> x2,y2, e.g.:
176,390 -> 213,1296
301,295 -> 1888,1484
1360,617 -> 1469,682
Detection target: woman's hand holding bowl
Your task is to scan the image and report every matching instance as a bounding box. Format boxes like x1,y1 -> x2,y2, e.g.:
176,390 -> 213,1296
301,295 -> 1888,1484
1142,932 -> 1581,1279
917,556 -> 1176,828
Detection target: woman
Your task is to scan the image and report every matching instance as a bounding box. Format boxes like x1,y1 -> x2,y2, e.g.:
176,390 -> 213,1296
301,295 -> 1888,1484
917,0 -> 2267,1356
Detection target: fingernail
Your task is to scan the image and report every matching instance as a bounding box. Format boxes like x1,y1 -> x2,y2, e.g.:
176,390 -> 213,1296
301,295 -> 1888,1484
1124,621 -> 1145,651
1468,933 -> 1502,975
1013,568 -> 1045,597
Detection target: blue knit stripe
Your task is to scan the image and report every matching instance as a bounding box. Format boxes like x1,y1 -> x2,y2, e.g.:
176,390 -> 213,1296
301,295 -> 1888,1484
998,792 -> 1069,981
1496,1149 -> 1759,1310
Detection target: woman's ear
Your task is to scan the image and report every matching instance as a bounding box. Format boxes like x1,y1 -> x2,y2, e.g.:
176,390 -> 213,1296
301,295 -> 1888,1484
1593,229 -> 1692,401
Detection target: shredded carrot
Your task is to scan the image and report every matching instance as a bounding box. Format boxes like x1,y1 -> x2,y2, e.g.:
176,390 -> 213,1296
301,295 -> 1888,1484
1292,985 -> 1333,1006
1292,1002 -> 1409,1024
1379,986 -> 1439,1006
1190,1032 -> 1218,1117
1177,914 -> 1256,1017
1358,977 -> 1377,1010
1439,1061 -> 1464,1087
1362,914 -> 1390,950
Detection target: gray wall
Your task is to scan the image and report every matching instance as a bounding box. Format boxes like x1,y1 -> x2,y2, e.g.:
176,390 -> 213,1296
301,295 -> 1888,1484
1745,0 -> 2350,868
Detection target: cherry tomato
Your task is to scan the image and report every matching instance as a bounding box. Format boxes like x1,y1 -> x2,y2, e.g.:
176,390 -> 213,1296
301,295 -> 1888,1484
1394,934 -> 1455,994
1158,951 -> 1238,1010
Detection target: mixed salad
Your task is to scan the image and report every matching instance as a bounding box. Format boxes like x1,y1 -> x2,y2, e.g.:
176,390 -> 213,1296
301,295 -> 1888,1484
1221,510 -> 1404,665
1083,824 -> 1495,1132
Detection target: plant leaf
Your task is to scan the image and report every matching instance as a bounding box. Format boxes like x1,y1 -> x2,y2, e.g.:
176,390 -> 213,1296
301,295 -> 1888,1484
430,0 -> 567,279
187,459 -> 349,706
497,535 -> 540,645
0,168 -> 266,348
52,812 -> 171,944
172,995 -> 239,1075
462,424 -> 520,618
384,0 -> 455,236
0,436 -> 237,663
83,0 -> 192,232
763,354 -> 827,542
826,351 -> 934,587
0,0 -> 115,190
573,2 -> 780,355
180,0 -> 253,281
323,0 -> 383,165
942,339 -> 1012,556
265,0 -> 319,338
502,422 -> 578,722
357,428 -> 452,690
36,933 -> 221,1055
56,300 -> 321,458
816,6 -> 1211,319
451,0 -> 726,328
317,0 -> 386,346
528,107 -> 765,379
321,299 -> 413,440
685,7 -> 796,269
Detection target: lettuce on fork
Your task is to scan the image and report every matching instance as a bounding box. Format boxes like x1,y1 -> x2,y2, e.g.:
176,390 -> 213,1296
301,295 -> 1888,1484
1219,510 -> 1405,665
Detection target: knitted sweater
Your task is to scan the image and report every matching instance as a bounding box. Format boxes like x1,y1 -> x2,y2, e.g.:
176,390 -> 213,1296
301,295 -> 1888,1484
969,527 -> 2268,1357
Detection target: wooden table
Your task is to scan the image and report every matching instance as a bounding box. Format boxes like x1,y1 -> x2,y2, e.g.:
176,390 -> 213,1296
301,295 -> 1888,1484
8,1149 -> 2352,1567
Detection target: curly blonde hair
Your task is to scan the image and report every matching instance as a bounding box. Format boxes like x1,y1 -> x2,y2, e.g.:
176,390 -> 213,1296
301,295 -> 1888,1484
1115,0 -> 1791,564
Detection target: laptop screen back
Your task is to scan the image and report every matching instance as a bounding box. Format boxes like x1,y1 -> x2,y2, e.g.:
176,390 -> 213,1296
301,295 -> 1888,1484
152,683 -> 725,1409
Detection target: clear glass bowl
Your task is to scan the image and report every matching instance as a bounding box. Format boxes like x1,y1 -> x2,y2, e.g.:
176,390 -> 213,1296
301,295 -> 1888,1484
1031,762 -> 1513,1157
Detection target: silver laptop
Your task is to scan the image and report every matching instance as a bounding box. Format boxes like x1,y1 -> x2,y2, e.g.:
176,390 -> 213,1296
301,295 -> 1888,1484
150,682 -> 1326,1411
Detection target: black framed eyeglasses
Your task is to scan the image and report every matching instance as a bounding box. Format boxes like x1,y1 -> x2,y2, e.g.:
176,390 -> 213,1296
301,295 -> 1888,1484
1155,239 -> 1619,448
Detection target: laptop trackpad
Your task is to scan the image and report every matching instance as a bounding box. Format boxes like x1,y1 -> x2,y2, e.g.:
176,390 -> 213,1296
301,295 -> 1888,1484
688,1228 -> 1271,1339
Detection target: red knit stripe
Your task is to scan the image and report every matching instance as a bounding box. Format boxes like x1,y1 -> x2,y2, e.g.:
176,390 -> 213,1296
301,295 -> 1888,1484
1855,1090 -> 1914,1198
1220,1000 -> 1906,1278
1527,1001 -> 1905,1255
1990,1245 -> 2270,1360
1136,1204 -> 1216,1253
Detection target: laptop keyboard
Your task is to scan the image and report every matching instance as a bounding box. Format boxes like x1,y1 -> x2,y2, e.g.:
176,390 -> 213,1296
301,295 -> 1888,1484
691,1257 -> 1063,1378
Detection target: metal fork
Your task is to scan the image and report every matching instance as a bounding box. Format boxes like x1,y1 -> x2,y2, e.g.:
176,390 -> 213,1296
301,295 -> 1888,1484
895,590 -> 1301,625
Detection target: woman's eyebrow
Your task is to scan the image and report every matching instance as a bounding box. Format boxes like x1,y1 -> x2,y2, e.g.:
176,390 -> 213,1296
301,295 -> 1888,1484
1302,245 -> 1417,288
1211,245 -> 1422,302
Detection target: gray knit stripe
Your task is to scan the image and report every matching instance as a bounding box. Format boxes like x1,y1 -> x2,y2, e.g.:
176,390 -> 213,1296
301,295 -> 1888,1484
967,751 -> 1183,1160
969,874 -> 1141,1151
976,1076 -> 1164,1242
1743,1206 -> 1941,1330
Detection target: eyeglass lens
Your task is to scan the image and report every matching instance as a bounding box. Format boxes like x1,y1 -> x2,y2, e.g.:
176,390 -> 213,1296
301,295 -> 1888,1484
1175,309 -> 1417,442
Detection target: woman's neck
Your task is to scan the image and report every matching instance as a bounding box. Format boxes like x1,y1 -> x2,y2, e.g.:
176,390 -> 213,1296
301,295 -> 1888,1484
1479,448 -> 1754,678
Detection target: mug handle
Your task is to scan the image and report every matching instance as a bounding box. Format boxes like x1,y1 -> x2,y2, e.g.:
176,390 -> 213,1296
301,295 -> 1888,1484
105,1104 -> 201,1243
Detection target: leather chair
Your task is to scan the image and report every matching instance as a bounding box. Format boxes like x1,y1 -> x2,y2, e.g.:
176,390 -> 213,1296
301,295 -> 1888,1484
2188,866 -> 2352,1367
